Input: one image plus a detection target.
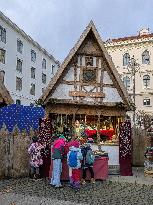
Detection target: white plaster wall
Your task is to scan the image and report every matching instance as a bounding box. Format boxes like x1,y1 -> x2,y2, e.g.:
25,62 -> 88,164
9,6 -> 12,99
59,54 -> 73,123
63,67 -> 74,81
52,84 -> 73,99
103,71 -> 113,84
0,17 -> 59,105
103,87 -> 122,102
105,40 -> 153,113
83,86 -> 96,92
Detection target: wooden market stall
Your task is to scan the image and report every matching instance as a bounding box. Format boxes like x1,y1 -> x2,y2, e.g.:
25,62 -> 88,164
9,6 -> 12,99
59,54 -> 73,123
40,21 -> 133,175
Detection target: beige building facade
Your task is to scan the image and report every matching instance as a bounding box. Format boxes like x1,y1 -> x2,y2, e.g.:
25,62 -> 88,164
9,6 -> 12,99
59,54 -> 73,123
105,28 -> 153,116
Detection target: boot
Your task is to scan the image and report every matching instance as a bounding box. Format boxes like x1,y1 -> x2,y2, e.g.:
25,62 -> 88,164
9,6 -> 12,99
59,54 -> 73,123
90,178 -> 95,184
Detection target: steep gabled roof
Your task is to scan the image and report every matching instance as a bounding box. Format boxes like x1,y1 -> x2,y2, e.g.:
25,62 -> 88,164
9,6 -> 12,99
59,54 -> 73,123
40,21 -> 132,108
0,82 -> 14,105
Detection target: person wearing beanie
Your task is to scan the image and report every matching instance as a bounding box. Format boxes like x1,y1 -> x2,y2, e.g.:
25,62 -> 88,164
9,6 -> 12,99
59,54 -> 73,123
50,136 -> 66,188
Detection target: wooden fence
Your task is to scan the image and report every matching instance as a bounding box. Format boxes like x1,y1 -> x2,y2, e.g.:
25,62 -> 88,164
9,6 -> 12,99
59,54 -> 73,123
132,128 -> 146,166
0,126 -> 146,178
0,127 -> 34,178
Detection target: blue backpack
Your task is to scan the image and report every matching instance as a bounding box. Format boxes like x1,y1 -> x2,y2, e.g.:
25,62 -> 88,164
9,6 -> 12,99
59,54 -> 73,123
68,150 -> 78,168
86,150 -> 95,165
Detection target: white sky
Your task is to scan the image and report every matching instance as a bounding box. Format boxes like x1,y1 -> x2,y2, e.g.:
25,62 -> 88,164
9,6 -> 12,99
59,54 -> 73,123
1,0 -> 153,62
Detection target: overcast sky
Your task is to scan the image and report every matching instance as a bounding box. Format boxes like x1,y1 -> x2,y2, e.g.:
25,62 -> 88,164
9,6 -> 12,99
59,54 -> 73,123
1,0 -> 153,62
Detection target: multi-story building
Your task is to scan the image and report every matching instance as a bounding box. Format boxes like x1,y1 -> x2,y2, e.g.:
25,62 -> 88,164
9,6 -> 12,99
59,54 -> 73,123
105,28 -> 153,116
0,11 -> 59,105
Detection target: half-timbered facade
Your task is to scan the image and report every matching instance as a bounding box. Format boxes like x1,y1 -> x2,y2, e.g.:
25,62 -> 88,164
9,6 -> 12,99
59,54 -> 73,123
40,21 -> 132,141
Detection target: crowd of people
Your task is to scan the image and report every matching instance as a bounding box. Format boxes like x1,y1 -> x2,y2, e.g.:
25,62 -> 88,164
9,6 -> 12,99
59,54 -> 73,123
28,134 -> 95,191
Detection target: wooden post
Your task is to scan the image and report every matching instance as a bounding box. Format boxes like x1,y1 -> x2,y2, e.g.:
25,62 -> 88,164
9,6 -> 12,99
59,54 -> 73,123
97,114 -> 101,144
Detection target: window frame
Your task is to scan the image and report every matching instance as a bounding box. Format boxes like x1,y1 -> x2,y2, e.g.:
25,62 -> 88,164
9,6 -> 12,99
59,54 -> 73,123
142,50 -> 150,65
143,74 -> 150,88
143,99 -> 151,106
0,26 -> 6,43
31,50 -> 36,62
31,67 -> 36,79
0,48 -> 6,64
16,58 -> 22,73
123,76 -> 131,89
42,73 -> 46,84
123,53 -> 130,66
17,39 -> 23,54
16,77 -> 22,91
42,58 -> 46,69
30,83 -> 35,95
16,99 -> 21,105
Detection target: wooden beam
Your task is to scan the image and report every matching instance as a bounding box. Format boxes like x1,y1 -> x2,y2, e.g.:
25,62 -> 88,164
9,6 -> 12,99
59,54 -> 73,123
69,91 -> 105,98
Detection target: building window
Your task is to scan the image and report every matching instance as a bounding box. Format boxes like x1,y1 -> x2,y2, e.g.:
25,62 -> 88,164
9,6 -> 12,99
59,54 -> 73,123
16,77 -> 22,91
42,58 -> 46,69
0,49 -> 5,64
51,65 -> 55,74
16,58 -> 22,73
16,99 -> 21,105
143,74 -> 150,88
85,56 -> 93,66
31,67 -> 36,79
123,76 -> 130,89
142,50 -> 150,64
143,99 -> 150,106
30,83 -> 35,95
123,53 -> 130,66
31,50 -> 36,62
0,26 -> 6,43
0,70 -> 5,83
17,39 -> 23,53
42,73 -> 46,84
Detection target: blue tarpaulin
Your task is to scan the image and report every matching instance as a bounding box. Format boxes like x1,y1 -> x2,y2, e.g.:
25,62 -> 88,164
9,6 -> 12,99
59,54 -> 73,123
0,104 -> 45,132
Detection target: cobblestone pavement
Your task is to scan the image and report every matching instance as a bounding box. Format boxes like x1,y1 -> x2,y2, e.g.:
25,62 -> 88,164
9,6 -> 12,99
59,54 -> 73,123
0,176 -> 153,205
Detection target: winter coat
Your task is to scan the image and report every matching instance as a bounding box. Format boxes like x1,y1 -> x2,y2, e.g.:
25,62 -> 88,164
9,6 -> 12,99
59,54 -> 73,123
52,138 -> 65,160
67,146 -> 83,169
28,142 -> 44,168
81,145 -> 95,168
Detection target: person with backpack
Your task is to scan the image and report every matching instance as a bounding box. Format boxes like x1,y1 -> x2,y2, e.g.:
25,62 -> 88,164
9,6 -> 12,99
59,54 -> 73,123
81,143 -> 95,184
50,135 -> 66,188
67,145 -> 83,190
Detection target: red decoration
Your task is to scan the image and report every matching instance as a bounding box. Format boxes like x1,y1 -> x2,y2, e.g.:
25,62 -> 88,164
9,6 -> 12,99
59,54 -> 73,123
98,129 -> 115,140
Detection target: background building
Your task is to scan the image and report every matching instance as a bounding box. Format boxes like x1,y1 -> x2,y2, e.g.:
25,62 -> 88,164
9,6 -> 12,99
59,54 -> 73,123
0,11 -> 59,105
105,28 -> 153,116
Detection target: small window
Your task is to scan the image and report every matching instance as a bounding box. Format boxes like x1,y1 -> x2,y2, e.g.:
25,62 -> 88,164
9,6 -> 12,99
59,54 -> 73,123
143,99 -> 150,106
31,67 -> 36,79
31,50 -> 36,62
42,73 -> 46,84
16,58 -> 22,73
16,77 -> 22,91
142,50 -> 150,64
0,49 -> 5,64
85,56 -> 93,66
0,26 -> 6,43
17,39 -> 23,53
42,58 -> 46,69
123,53 -> 130,66
16,99 -> 21,105
143,75 -> 150,88
123,76 -> 130,89
51,65 -> 55,74
30,83 -> 35,95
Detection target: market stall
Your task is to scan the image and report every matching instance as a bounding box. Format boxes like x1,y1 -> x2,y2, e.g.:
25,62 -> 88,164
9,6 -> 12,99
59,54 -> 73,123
40,21 -> 133,176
